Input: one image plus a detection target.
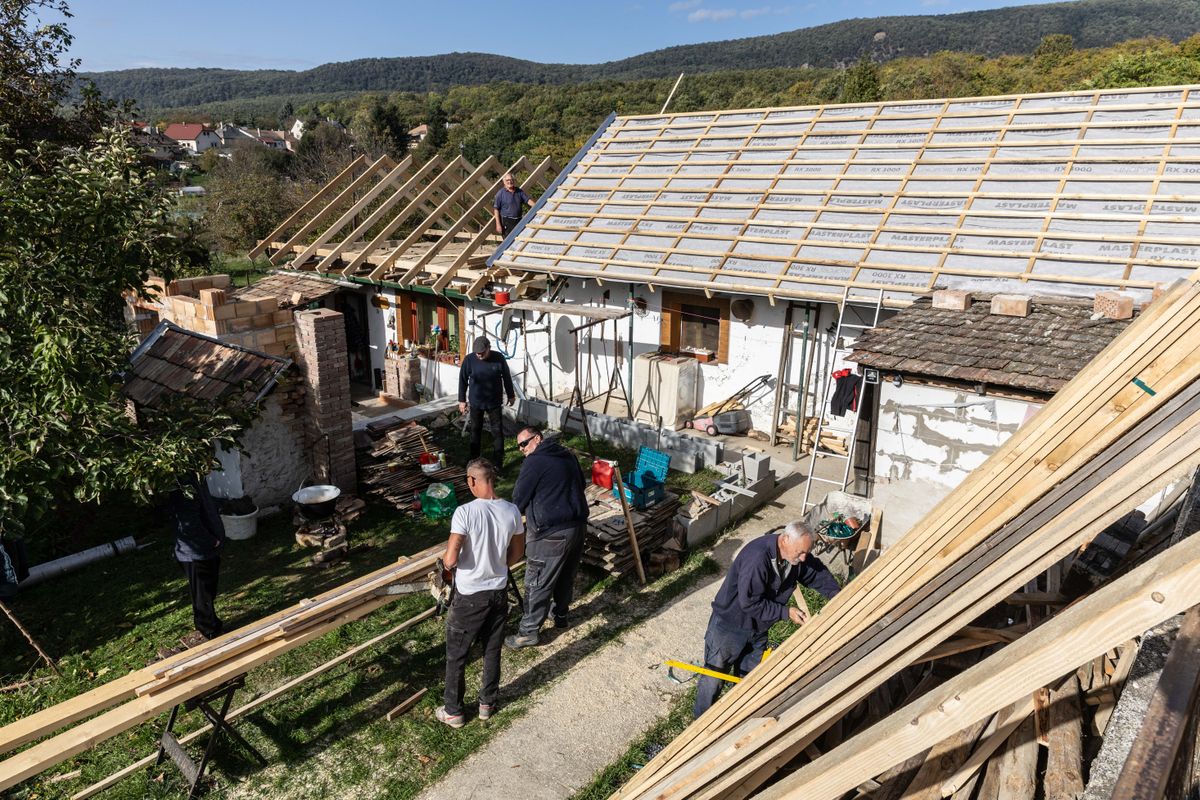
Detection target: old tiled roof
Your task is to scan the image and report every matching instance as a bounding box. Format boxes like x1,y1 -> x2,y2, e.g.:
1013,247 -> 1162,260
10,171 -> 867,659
122,322 -> 290,409
231,271 -> 339,308
848,295 -> 1138,395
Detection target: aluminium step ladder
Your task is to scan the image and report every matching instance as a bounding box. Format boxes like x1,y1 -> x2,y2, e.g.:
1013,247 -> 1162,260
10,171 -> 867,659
801,286 -> 884,515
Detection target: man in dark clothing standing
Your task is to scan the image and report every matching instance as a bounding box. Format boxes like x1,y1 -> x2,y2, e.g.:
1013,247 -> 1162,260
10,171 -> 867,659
493,172 -> 533,237
506,426 -> 589,648
693,522 -> 840,718
167,477 -> 227,642
458,336 -> 516,469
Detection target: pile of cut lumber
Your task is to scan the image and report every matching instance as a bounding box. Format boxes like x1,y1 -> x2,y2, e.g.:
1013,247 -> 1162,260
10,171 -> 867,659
610,276 -> 1200,800
583,484 -> 681,577
776,415 -> 847,455
356,421 -> 469,510
0,548 -> 442,792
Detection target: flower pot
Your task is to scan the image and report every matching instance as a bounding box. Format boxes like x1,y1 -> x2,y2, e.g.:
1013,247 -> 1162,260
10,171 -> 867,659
221,507 -> 259,540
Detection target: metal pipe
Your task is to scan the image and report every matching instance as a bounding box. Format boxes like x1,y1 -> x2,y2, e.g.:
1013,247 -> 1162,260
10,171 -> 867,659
793,313 -> 811,462
20,537 -> 139,587
627,286 -> 635,420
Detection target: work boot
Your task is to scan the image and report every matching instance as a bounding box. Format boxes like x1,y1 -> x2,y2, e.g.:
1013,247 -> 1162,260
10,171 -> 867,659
553,616 -> 569,630
504,632 -> 539,649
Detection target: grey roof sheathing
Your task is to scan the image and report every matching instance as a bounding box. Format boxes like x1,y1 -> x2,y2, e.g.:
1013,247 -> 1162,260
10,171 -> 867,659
848,296 -> 1136,395
494,85 -> 1200,303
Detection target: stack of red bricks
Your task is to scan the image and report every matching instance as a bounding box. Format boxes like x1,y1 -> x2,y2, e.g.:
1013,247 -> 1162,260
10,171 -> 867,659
294,309 -> 357,494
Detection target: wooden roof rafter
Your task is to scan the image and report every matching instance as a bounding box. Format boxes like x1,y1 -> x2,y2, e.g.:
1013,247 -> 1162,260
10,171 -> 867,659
368,154 -> 506,281
264,154 -> 396,266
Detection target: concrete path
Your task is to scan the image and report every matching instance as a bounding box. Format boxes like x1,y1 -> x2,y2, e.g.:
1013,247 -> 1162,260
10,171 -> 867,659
417,479 -> 807,800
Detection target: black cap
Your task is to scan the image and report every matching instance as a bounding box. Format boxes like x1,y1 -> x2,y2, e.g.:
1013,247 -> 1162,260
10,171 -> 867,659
473,335 -> 491,354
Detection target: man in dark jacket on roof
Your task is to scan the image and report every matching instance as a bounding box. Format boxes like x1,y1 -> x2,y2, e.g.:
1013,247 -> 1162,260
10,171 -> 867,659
693,522 -> 840,718
505,425 -> 589,648
458,336 -> 516,469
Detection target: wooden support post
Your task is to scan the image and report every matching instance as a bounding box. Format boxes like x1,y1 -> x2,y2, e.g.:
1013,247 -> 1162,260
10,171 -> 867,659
612,471 -> 646,585
1044,674 -> 1085,799
976,716 -> 1038,800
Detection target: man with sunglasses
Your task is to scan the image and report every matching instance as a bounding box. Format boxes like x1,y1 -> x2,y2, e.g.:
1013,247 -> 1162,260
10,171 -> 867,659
506,426 -> 589,648
436,458 -> 524,728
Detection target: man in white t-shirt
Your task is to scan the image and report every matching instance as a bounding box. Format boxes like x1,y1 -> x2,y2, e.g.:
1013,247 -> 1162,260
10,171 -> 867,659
436,458 -> 525,728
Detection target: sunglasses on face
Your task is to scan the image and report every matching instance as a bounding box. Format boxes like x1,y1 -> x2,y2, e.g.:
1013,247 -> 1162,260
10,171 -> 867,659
517,436 -> 537,449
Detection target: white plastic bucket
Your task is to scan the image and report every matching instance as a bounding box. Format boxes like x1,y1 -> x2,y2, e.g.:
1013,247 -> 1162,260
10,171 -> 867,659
221,508 -> 259,541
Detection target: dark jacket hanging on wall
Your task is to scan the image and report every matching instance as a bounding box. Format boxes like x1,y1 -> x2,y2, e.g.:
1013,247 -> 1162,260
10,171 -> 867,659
830,369 -> 862,417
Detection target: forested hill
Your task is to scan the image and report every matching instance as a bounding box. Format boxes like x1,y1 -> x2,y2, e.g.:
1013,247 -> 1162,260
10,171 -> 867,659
83,0 -> 1200,112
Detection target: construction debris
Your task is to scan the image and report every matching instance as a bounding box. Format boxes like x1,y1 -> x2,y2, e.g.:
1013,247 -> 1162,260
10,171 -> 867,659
583,484 -> 681,578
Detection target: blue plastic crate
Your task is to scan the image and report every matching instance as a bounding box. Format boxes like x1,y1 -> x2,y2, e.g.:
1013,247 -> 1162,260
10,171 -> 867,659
613,446 -> 670,509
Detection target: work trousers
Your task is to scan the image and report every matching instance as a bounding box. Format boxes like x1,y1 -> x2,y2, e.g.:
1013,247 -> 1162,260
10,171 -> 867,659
500,216 -> 521,236
517,523 -> 586,637
693,616 -> 768,718
443,587 -> 509,717
468,406 -> 506,469
178,557 -> 223,640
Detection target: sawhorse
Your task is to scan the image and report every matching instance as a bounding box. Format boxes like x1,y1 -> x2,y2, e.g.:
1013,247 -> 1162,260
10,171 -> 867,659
153,675 -> 266,799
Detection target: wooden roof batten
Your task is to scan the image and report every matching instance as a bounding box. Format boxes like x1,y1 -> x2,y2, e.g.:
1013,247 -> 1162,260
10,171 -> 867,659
491,83 -> 1200,304
255,151 -> 557,295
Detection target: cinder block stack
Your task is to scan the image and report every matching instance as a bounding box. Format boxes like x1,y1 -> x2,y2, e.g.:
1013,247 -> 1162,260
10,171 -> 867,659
294,309 -> 357,495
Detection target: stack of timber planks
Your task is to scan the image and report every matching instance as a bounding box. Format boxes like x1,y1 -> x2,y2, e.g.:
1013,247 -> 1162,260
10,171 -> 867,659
583,484 -> 681,577
0,547 -> 442,792
610,275 -> 1200,800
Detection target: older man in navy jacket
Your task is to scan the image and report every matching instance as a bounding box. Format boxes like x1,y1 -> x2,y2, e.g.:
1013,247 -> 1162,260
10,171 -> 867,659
693,522 -> 840,718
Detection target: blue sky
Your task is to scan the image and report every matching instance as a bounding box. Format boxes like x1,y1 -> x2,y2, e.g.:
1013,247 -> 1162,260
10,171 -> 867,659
62,0 -> 1066,72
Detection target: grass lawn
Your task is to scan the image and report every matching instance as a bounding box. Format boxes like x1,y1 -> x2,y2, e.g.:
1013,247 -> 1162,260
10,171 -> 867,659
0,428 -> 723,799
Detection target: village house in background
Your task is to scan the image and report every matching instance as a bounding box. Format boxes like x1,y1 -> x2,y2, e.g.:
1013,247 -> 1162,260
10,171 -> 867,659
161,122 -> 221,154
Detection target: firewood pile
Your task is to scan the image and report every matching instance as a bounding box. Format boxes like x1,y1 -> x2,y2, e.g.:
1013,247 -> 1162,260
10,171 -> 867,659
776,415 -> 847,455
356,420 -> 469,512
582,484 -> 681,577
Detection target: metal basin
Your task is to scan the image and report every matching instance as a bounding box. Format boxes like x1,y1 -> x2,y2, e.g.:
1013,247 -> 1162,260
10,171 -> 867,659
292,485 -> 341,519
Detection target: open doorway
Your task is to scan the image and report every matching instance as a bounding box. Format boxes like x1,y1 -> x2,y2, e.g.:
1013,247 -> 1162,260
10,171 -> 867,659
334,290 -> 372,390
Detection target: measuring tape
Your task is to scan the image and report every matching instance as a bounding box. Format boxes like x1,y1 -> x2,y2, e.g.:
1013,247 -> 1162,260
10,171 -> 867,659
664,649 -> 772,685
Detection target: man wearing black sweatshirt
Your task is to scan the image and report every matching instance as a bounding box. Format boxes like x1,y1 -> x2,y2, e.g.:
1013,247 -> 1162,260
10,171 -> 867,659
506,426 -> 589,648
458,336 -> 516,469
693,522 -> 840,718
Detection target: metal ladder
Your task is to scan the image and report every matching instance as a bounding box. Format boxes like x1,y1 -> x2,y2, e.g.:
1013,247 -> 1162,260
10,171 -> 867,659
801,286 -> 885,515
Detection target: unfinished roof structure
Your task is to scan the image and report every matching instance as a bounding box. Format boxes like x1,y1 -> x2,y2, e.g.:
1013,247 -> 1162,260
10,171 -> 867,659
493,85 -> 1200,304
251,151 -> 557,296
849,294 -> 1137,395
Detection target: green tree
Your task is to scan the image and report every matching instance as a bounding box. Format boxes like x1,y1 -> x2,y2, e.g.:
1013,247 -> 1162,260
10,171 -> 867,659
0,1 -> 250,537
204,144 -> 296,252
841,58 -> 882,103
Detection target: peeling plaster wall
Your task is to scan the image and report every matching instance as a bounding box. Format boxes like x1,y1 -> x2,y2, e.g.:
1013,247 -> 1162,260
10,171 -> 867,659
207,393 -> 309,510
874,382 -> 1039,490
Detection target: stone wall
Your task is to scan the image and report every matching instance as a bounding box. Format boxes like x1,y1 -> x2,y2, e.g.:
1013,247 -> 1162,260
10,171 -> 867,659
207,384 -> 309,509
294,309 -> 357,494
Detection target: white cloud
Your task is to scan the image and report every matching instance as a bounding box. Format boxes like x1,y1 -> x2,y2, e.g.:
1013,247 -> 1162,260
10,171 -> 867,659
740,6 -> 771,18
669,0 -> 702,9
688,7 -> 737,21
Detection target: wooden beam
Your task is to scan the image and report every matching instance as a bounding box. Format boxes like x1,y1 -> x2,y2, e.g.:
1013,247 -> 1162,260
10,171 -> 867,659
346,155 -> 469,278
388,156 -> 504,284
615,278 -> 1200,800
0,549 -> 441,790
287,156 -> 414,271
976,715 -> 1038,800
267,155 -> 395,266
312,156 -> 446,272
939,695 -> 1035,798
753,532 -> 1200,799
249,154 -> 366,259
1044,674 -> 1085,799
